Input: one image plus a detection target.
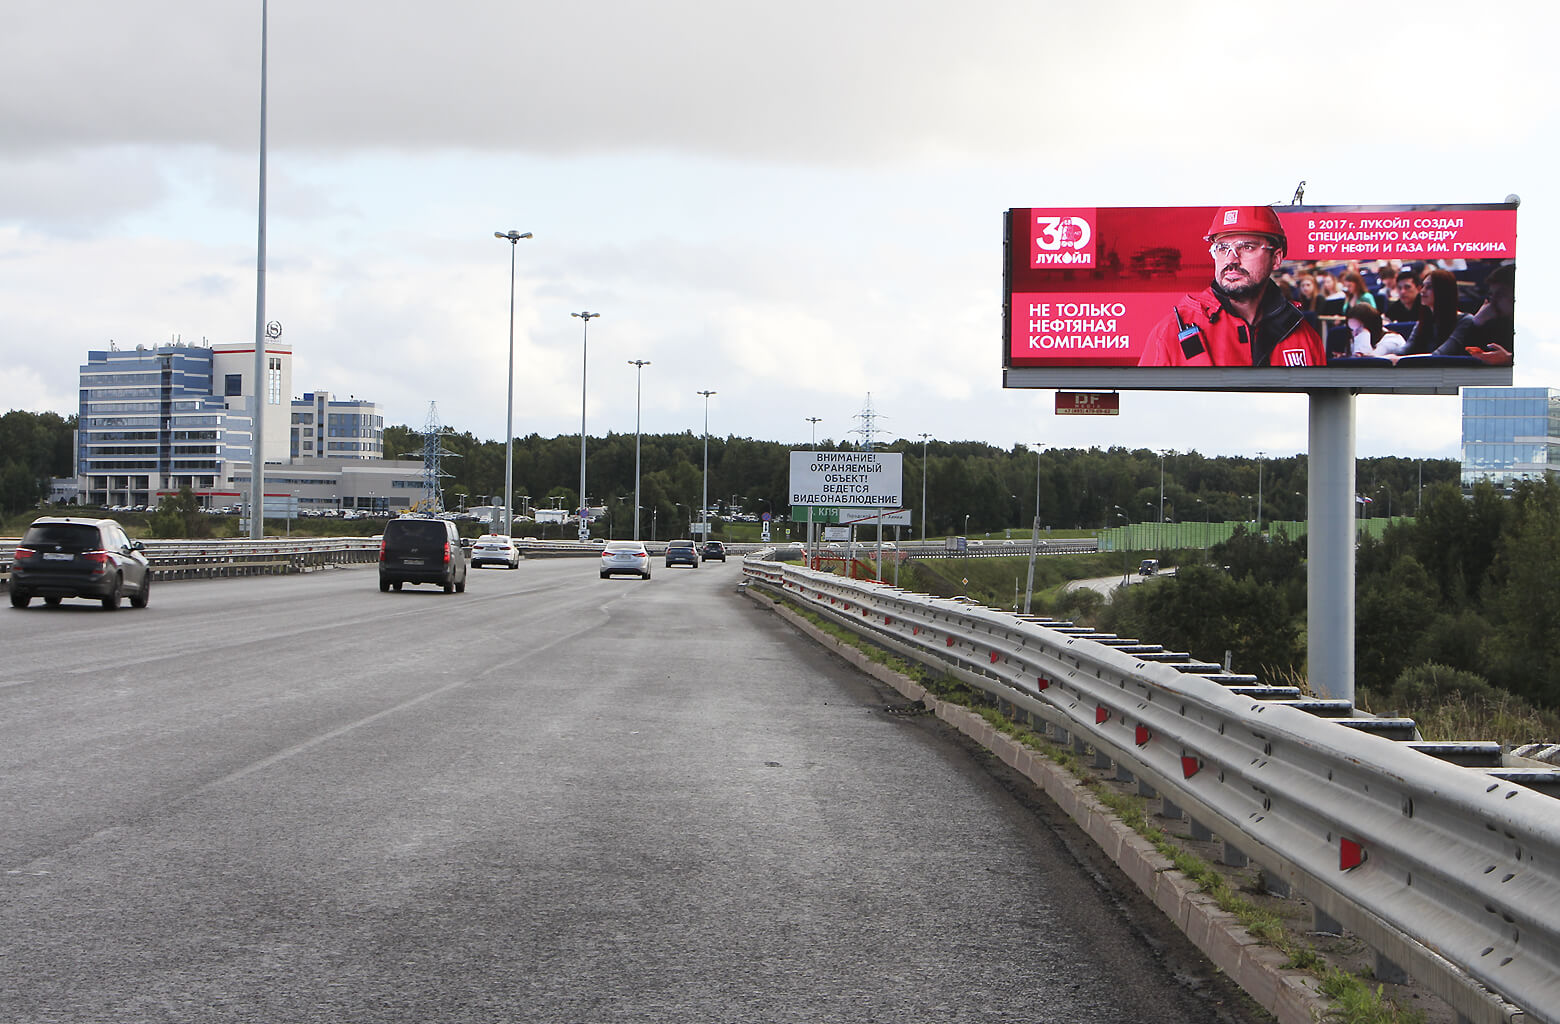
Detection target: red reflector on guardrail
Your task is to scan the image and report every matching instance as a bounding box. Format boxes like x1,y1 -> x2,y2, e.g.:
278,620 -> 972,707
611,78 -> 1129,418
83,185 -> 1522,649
1037,676 -> 1050,690
1096,706 -> 1110,724
1182,756 -> 1202,778
990,651 -> 1001,663
1136,725 -> 1151,746
1340,838 -> 1366,870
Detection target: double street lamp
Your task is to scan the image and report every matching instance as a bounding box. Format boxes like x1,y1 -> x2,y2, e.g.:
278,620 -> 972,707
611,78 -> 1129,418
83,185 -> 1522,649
494,229 -> 533,536
628,359 -> 651,540
572,311 -> 601,541
697,390 -> 716,540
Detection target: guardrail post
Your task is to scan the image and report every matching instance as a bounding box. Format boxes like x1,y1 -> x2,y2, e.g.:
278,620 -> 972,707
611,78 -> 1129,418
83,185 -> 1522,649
1160,797 -> 1184,821
1373,951 -> 1409,986
1259,870 -> 1291,898
1221,841 -> 1248,868
1093,749 -> 1113,770
1188,817 -> 1214,842
1114,763 -> 1135,784
1312,907 -> 1344,936
1136,779 -> 1157,799
1071,737 -> 1088,756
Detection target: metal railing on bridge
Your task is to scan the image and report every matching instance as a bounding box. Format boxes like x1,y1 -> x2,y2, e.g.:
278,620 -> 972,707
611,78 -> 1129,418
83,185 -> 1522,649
741,556 -> 1560,1024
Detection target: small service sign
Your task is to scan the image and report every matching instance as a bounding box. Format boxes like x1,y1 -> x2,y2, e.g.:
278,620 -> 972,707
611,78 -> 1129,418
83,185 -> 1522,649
1055,391 -> 1119,416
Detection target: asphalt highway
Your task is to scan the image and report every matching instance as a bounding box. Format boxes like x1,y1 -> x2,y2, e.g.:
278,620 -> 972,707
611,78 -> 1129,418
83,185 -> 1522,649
2,558 -> 1262,1023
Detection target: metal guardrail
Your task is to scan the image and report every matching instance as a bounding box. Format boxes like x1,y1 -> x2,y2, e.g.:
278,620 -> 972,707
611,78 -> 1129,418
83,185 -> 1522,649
742,557 -> 1560,1024
1,537 -> 379,583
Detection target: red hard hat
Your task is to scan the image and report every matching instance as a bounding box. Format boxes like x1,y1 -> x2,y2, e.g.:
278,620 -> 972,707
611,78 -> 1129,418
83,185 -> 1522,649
1205,206 -> 1286,245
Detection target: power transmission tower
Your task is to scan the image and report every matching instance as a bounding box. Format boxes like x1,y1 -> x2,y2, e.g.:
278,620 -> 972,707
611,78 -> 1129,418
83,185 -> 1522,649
405,402 -> 460,512
850,393 -> 885,451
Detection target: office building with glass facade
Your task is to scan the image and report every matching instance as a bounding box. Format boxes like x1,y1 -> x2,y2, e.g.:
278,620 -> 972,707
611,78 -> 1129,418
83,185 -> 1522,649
77,342 -> 429,512
1461,386 -> 1560,488
77,342 -> 280,507
290,392 -> 384,460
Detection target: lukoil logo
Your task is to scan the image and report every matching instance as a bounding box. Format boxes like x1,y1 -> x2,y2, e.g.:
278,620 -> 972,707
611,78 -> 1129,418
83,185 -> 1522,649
1032,211 -> 1096,267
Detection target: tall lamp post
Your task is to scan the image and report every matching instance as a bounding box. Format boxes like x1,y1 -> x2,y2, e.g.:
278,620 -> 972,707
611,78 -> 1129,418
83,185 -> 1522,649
494,229 -> 533,537
248,0 -> 271,540
805,417 -> 822,560
1256,450 -> 1266,534
571,311 -> 600,541
918,432 -> 932,543
697,390 -> 716,541
1023,442 -> 1043,615
628,359 -> 650,540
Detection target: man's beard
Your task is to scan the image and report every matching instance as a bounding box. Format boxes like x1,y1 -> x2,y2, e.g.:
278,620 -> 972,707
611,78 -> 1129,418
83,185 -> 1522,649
1217,269 -> 1267,302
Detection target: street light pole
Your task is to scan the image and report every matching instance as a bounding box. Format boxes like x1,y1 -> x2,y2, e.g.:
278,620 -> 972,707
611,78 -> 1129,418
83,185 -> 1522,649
919,432 -> 931,544
805,416 -> 822,561
629,359 -> 650,540
698,390 -> 716,542
494,229 -> 533,537
248,0 -> 270,541
571,311 -> 600,541
1256,451 -> 1266,534
1023,442 -> 1043,615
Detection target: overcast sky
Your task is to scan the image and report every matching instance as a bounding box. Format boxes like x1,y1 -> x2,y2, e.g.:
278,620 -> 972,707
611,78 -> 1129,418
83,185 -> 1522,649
4,1 -> 1555,460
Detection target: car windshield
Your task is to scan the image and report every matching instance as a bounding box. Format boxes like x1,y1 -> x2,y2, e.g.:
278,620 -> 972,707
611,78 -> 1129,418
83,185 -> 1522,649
22,523 -> 101,551
668,541 -> 694,550
604,541 -> 643,553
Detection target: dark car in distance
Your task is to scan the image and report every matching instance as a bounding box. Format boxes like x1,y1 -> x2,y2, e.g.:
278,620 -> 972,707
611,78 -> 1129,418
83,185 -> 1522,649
700,540 -> 726,562
9,517 -> 152,610
664,539 -> 700,568
379,516 -> 467,593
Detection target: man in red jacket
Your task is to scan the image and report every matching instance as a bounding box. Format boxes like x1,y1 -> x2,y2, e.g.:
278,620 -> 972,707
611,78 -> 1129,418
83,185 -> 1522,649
1138,206 -> 1325,367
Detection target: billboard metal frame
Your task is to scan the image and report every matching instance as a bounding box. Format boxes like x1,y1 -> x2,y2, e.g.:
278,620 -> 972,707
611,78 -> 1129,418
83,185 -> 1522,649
1001,199 -> 1519,702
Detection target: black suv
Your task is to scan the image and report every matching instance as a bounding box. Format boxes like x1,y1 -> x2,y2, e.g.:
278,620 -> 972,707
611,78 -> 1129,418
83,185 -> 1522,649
9,517 -> 152,610
664,539 -> 700,568
379,517 -> 467,593
700,540 -> 726,562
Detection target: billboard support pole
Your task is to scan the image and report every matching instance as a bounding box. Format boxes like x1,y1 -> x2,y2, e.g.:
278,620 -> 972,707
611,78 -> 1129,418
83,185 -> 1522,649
1307,389 -> 1356,703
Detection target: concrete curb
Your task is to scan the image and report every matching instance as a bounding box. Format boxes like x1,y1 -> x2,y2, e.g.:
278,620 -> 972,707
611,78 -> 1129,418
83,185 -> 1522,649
748,586 -> 1329,1024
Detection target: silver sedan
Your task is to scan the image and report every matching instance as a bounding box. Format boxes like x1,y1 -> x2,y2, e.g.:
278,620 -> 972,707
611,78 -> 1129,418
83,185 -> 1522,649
600,540 -> 651,579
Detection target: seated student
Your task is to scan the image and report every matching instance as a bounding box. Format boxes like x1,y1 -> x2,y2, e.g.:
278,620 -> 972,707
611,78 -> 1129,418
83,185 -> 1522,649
1467,263 -> 1515,365
1391,268 -> 1478,360
1342,304 -> 1409,357
1318,273 -> 1348,315
1373,263 -> 1399,310
1339,270 -> 1377,310
1291,272 -> 1323,314
1384,265 -> 1424,321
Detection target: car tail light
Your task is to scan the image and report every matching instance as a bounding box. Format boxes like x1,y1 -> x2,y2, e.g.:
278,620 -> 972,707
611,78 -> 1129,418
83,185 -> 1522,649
379,538 -> 387,561
84,550 -> 110,573
13,546 -> 34,560
443,542 -> 452,563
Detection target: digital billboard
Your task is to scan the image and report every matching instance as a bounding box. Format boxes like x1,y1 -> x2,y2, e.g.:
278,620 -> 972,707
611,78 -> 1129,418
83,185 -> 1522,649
1002,203 -> 1516,394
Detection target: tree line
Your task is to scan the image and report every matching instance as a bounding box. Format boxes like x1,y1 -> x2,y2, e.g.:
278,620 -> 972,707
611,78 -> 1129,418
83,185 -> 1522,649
383,422 -> 1456,538
1,407 -> 1456,535
1088,478 -> 1560,713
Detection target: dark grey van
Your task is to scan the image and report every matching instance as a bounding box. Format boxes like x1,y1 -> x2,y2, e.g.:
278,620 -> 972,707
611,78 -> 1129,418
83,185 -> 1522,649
379,516 -> 467,593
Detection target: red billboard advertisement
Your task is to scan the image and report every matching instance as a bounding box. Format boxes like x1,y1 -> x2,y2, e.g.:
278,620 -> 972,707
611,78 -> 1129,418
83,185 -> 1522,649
1003,203 -> 1517,394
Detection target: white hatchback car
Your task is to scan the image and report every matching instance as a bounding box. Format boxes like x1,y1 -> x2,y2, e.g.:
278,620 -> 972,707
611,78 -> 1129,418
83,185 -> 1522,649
470,534 -> 520,569
600,540 -> 651,579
